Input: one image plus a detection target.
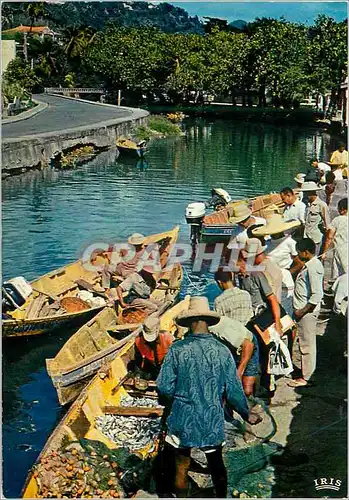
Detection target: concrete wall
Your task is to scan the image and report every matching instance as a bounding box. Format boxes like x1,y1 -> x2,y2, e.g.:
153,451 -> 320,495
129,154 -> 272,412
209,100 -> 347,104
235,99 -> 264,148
1,40 -> 16,74
2,109 -> 148,174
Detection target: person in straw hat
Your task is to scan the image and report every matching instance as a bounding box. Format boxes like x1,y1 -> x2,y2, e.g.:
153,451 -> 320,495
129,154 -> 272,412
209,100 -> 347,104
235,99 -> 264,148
134,313 -> 174,380
253,213 -> 301,272
227,202 -> 266,251
114,232 -> 146,279
301,181 -> 331,255
293,173 -> 306,201
157,296 -> 257,498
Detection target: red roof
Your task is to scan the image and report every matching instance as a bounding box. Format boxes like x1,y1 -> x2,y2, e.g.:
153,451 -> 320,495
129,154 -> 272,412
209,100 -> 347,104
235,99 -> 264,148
2,25 -> 53,35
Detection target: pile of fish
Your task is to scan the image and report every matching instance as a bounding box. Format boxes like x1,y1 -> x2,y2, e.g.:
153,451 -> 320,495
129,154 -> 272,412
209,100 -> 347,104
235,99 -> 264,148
95,415 -> 161,451
120,394 -> 163,408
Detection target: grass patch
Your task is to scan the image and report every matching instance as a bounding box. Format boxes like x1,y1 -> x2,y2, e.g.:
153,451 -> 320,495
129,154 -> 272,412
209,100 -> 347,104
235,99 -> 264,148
135,115 -> 182,141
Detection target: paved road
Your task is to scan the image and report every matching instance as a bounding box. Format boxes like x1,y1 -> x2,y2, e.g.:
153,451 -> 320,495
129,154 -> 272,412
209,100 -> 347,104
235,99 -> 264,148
2,94 -> 133,140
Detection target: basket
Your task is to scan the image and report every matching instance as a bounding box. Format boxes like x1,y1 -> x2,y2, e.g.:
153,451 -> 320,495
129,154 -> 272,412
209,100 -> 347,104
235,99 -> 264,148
60,296 -> 91,313
118,306 -> 149,325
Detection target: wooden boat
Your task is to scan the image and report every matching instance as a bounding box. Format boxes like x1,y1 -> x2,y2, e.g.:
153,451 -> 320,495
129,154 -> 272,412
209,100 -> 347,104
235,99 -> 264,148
22,296 -> 190,499
116,137 -> 147,158
3,226 -> 180,338
200,192 -> 284,243
46,261 -> 183,406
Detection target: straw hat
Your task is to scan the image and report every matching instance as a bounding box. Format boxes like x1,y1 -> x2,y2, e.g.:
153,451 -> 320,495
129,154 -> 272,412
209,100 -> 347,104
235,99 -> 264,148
142,313 -> 160,342
264,204 -> 281,215
175,296 -> 220,327
228,203 -> 252,224
300,181 -> 324,192
252,213 -> 300,237
128,233 -> 146,246
241,238 -> 267,259
294,173 -> 306,184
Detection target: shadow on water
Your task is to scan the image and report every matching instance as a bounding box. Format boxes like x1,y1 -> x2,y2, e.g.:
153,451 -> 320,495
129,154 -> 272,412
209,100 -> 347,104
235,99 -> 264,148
2,328 -> 76,497
271,314 -> 347,498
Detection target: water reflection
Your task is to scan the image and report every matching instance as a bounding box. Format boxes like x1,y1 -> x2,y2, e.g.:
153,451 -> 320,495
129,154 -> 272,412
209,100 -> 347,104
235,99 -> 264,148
2,118 -> 336,497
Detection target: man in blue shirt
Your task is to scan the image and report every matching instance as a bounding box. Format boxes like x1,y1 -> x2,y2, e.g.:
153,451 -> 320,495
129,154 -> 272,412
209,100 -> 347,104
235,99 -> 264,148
157,297 -> 256,498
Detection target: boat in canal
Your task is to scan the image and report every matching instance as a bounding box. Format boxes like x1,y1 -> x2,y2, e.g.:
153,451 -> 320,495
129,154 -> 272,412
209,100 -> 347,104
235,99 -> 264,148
185,190 -> 284,244
22,297 -> 190,499
2,226 -> 180,338
116,137 -> 147,158
46,263 -> 183,406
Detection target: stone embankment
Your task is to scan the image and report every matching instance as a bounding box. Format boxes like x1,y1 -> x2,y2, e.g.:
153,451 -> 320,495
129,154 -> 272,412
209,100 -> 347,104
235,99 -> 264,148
2,94 -> 149,175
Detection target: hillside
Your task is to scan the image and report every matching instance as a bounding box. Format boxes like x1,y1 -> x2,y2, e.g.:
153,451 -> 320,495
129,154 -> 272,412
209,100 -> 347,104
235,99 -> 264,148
2,1 -> 204,34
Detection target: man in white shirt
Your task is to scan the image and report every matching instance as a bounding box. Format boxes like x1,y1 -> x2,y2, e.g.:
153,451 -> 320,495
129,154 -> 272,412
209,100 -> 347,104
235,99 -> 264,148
321,198 -> 348,276
311,159 -> 331,183
280,187 -> 306,230
288,238 -> 324,388
227,203 -> 266,251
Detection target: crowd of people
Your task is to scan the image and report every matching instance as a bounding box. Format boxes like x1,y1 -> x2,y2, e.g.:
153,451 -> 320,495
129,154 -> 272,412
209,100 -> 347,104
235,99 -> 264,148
99,144 -> 347,497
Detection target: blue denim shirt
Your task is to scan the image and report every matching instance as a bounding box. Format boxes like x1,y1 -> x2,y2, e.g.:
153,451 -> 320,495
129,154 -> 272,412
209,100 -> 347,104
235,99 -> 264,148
156,333 -> 249,448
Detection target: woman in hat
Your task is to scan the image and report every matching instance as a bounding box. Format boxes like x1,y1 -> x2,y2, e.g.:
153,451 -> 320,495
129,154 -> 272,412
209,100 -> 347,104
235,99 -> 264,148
134,314 -> 174,380
157,296 -> 256,498
301,181 -> 331,255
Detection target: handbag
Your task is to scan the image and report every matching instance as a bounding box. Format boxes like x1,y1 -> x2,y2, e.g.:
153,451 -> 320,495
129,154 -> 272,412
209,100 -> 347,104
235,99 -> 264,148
268,331 -> 293,376
251,304 -> 294,345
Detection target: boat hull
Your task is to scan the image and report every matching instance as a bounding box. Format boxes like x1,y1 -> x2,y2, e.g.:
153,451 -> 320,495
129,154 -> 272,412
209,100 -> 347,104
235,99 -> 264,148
3,305 -> 104,338
46,226 -> 182,405
22,297 -> 190,498
117,145 -> 147,158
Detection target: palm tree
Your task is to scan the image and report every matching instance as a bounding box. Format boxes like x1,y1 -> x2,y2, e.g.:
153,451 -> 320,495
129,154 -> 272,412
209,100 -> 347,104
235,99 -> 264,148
63,26 -> 96,61
26,2 -> 48,31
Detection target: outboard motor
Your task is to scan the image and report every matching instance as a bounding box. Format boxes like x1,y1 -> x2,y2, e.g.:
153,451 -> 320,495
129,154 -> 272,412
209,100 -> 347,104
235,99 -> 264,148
185,202 -> 206,245
2,277 -> 33,310
206,187 -> 231,210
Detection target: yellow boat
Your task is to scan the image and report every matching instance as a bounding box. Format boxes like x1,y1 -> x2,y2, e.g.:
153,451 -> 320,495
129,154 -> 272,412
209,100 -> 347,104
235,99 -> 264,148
46,260 -> 183,406
3,226 -> 180,338
22,296 -> 190,499
116,137 -> 147,158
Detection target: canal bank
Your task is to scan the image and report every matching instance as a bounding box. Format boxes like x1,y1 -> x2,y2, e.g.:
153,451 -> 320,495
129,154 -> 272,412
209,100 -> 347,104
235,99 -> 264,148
2,94 -> 149,175
2,118 -> 346,497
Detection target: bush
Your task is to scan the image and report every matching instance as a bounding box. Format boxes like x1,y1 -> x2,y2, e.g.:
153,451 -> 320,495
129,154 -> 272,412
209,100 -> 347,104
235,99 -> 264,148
148,115 -> 182,135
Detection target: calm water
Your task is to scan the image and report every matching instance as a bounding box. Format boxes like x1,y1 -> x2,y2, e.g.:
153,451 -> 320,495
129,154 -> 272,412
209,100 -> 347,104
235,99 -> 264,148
2,118 -> 335,497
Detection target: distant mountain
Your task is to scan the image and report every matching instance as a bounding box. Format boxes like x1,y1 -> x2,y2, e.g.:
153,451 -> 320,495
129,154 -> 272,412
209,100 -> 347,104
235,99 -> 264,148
229,19 -> 248,31
2,2 -> 204,34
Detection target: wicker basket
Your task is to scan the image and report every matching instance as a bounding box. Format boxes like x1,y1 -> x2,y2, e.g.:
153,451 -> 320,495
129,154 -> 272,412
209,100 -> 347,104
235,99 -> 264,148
118,306 -> 149,325
60,297 -> 91,313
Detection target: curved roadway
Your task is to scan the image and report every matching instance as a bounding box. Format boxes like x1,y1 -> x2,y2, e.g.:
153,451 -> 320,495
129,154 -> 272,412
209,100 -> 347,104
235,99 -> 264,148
2,94 -> 133,140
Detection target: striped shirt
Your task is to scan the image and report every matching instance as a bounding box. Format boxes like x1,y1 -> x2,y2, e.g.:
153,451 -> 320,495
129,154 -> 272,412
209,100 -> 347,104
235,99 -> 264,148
214,287 -> 253,325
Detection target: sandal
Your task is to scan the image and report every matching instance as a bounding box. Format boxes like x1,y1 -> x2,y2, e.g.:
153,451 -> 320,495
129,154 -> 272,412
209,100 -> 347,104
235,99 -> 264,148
287,379 -> 314,388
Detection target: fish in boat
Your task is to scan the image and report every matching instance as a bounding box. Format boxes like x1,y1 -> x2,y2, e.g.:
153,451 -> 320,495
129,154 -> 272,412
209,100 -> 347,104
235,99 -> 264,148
116,137 -> 147,158
22,296 -> 190,499
2,226 -> 180,338
185,190 -> 285,244
46,261 -> 183,406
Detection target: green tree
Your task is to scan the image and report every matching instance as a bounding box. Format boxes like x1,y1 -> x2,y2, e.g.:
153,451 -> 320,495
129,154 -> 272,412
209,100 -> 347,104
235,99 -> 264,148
247,18 -> 310,107
307,15 -> 348,112
3,57 -> 41,94
63,26 -> 97,61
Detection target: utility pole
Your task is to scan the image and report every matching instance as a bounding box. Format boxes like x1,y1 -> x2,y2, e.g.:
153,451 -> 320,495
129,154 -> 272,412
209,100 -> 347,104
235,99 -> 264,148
117,89 -> 121,106
23,32 -> 28,63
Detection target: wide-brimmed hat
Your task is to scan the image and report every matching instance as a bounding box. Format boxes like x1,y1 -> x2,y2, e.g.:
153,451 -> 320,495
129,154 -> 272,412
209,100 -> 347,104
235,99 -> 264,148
264,204 -> 281,215
142,313 -> 160,342
300,181 -> 324,192
228,203 -> 252,224
175,296 -> 220,327
252,213 -> 300,237
128,233 -> 146,246
294,173 -> 306,184
241,238 -> 267,259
